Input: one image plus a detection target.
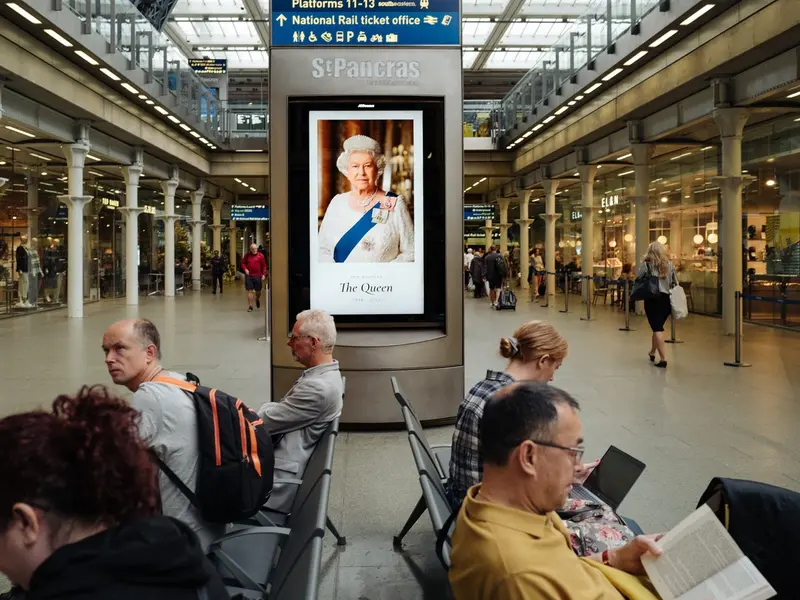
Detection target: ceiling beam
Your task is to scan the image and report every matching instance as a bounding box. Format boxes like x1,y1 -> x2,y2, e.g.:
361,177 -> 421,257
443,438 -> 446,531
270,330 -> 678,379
163,21 -> 199,59
471,0 -> 527,71
240,0 -> 270,49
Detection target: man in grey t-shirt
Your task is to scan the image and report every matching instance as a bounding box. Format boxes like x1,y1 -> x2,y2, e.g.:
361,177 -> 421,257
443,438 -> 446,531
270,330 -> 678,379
102,318 -> 226,551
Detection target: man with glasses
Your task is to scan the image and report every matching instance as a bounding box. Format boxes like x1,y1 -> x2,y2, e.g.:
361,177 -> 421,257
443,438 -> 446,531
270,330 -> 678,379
449,382 -> 663,600
256,309 -> 343,511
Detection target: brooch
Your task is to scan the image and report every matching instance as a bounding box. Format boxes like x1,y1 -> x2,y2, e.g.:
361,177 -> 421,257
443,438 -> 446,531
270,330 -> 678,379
361,238 -> 375,252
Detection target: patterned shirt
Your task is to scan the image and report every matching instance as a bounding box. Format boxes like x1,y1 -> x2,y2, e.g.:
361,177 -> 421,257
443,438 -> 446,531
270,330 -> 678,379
447,370 -> 515,508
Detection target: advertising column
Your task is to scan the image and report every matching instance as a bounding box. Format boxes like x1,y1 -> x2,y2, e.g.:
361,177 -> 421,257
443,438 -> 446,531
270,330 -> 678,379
270,0 -> 463,425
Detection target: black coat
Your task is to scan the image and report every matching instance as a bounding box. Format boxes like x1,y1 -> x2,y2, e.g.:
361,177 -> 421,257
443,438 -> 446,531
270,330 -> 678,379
469,256 -> 485,282
210,256 -> 225,276
24,517 -> 230,600
697,477 -> 800,599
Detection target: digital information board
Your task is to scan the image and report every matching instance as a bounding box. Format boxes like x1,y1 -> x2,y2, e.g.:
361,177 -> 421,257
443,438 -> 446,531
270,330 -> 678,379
270,0 -> 459,46
230,205 -> 269,220
464,204 -> 496,222
189,58 -> 228,74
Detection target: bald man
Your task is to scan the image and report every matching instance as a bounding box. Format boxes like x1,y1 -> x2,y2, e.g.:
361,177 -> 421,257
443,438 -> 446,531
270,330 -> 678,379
102,318 -> 226,551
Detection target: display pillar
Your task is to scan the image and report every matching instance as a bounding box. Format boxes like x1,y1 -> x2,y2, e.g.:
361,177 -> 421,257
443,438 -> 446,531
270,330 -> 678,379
483,219 -> 493,251
26,173 -> 39,242
516,190 -> 533,291
190,189 -> 204,291
578,164 -> 597,300
713,108 -> 750,335
255,220 -> 265,248
229,219 -> 237,269
61,140 -> 91,318
631,143 -> 653,315
541,179 -> 561,302
121,162 -> 143,305
498,199 -> 511,255
210,198 -> 224,254
161,174 -> 179,297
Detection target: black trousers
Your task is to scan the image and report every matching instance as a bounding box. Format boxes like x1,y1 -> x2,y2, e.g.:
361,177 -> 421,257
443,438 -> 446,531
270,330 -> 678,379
212,272 -> 223,293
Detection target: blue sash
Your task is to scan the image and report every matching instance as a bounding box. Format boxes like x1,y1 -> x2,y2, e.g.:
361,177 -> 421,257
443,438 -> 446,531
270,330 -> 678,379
333,193 -> 396,263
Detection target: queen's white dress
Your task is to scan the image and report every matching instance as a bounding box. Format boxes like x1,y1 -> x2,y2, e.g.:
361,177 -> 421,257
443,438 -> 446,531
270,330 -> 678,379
318,192 -> 415,263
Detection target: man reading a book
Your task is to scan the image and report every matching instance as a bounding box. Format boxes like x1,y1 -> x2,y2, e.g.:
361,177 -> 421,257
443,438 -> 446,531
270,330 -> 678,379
449,382 -> 663,600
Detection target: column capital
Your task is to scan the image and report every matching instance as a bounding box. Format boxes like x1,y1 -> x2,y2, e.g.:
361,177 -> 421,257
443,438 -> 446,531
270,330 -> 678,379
161,178 -> 179,196
122,164 -> 144,187
630,143 -> 653,166
515,219 -> 534,226
541,179 -> 561,196
159,214 -> 181,223
713,108 -> 750,139
63,142 -> 91,169
577,164 -> 597,184
539,213 -> 562,223
57,194 -> 93,208
497,223 -> 512,230
189,219 -> 205,226
118,207 -> 144,216
191,189 -> 205,205
0,177 -> 8,190
497,197 -> 512,210
210,224 -> 225,230
210,198 -> 224,212
516,189 -> 533,204
229,219 -> 237,228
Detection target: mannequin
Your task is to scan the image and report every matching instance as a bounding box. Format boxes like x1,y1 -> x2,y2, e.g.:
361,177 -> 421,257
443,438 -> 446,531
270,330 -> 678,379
44,239 -> 64,303
15,234 -> 29,307
27,237 -> 42,306
15,235 -> 42,308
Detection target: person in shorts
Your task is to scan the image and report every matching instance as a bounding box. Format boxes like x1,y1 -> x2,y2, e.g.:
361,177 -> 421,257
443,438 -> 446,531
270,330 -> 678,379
241,243 -> 267,312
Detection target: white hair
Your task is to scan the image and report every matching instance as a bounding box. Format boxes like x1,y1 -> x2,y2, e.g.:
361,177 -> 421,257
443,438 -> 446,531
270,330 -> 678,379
296,309 -> 337,352
335,135 -> 387,178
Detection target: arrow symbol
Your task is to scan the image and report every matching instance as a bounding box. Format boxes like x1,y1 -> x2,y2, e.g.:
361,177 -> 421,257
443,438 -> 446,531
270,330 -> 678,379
276,14 -> 287,26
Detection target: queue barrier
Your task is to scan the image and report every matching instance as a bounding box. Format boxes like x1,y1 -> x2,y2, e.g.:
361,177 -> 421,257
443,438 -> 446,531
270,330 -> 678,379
725,292 -> 800,368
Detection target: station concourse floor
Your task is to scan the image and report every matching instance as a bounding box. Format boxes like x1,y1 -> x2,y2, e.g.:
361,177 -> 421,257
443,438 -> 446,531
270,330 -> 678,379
0,284 -> 799,597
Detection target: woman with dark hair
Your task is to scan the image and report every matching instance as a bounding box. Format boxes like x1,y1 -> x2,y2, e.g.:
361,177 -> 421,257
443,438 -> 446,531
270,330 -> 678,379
0,386 -> 229,600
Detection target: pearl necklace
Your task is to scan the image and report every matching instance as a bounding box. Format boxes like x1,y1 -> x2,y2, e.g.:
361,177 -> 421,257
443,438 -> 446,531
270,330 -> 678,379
357,191 -> 377,209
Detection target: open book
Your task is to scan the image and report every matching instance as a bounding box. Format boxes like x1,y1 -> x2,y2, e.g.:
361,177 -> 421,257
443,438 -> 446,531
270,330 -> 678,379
642,504 -> 776,600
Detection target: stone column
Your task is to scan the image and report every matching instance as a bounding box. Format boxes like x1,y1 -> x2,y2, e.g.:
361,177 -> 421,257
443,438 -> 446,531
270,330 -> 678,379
190,189 -> 204,290
61,141 -> 91,318
631,143 -> 653,315
255,220 -> 265,248
161,175 -> 179,297
229,219 -> 237,269
497,199 -> 511,255
210,198 -> 224,254
516,190 -> 533,291
578,164 -> 598,300
713,108 -> 750,335
483,219 -> 493,251
27,173 -> 39,242
541,179 -> 561,302
121,163 -> 143,305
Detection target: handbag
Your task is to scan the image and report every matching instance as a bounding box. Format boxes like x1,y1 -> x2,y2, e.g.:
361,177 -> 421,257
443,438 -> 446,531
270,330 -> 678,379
467,275 -> 475,292
629,263 -> 660,302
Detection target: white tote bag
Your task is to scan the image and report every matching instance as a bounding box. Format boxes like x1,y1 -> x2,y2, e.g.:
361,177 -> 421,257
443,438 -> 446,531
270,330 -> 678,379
670,285 -> 688,320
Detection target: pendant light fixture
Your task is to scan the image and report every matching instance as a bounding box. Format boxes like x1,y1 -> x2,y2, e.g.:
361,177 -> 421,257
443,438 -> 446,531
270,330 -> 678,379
693,215 -> 704,245
624,233 -> 633,243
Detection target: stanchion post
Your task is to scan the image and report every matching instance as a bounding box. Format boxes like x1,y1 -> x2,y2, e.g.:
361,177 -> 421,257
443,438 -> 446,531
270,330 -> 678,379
581,276 -> 592,321
559,272 -> 569,313
541,271 -> 550,308
619,278 -> 634,332
724,291 -> 751,367
664,312 -> 683,344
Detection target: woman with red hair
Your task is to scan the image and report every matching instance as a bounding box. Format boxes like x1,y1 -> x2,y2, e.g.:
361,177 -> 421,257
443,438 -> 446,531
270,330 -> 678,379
0,386 -> 229,600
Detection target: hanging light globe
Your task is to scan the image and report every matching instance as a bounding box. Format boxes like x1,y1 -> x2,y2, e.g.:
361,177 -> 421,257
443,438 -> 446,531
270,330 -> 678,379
657,235 -> 668,245
558,240 -> 566,248
609,240 -> 617,248
624,233 -> 634,243
708,232 -> 718,244
693,234 -> 704,245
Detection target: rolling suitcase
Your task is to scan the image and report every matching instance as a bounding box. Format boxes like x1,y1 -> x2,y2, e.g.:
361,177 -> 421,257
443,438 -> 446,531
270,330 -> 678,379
496,284 -> 517,311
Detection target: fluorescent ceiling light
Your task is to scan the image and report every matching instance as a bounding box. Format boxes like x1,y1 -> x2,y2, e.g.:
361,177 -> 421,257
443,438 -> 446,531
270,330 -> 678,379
701,146 -> 714,151
650,29 -> 678,48
189,131 -> 201,138
234,178 -> 242,183
506,145 -> 513,149
249,186 -> 256,191
787,90 -> 800,99
680,4 -> 715,25
514,137 -> 523,143
575,95 -> 585,100
235,150 -> 263,153
617,153 -> 632,160
532,124 -> 543,131
240,181 -> 249,187
602,68 -> 624,82
89,171 -> 102,176
624,50 -> 648,66
543,116 -> 555,123
74,50 -> 99,65
199,138 -> 209,144
618,170 -> 634,176
29,153 -> 51,161
121,82 -> 139,94
167,116 -> 181,123
522,131 -> 533,138
5,125 -> 35,138
99,68 -> 120,81
795,117 -> 800,122
145,99 -> 155,105
555,106 -> 568,115
86,154 -> 100,161
210,146 -> 217,150
584,82 -> 602,94
138,94 -> 147,99
154,106 -> 169,115
670,152 -> 692,161
179,124 -> 191,131
477,177 -> 487,183
567,101 -> 576,106
7,3 -> 41,23
44,29 -> 72,47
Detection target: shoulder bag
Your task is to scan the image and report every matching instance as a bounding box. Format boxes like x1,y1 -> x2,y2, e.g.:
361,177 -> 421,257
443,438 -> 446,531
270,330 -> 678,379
629,263 -> 660,302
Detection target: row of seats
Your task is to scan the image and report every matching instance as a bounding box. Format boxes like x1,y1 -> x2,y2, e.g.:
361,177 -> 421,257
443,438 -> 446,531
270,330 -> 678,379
208,417 -> 345,599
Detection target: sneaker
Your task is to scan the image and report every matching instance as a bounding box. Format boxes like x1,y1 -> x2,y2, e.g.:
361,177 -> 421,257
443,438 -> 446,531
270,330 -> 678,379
247,306 -> 253,312
256,298 -> 261,309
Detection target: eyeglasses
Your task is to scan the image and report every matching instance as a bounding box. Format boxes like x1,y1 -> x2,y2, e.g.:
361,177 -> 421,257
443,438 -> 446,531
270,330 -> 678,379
530,440 -> 585,463
287,333 -> 313,342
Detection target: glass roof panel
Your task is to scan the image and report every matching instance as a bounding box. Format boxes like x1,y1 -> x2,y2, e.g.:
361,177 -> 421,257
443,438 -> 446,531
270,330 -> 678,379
170,0 -> 247,16
485,48 -> 548,69
462,51 -> 480,69
207,49 -> 269,69
462,18 -> 494,46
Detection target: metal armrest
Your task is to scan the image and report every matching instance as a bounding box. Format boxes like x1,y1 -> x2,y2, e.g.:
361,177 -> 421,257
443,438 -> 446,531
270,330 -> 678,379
209,527 -> 291,592
211,526 -> 292,547
430,444 -> 451,450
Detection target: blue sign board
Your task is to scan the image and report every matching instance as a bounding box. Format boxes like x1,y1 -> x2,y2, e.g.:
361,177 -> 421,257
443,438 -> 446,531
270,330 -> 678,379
270,0 -> 459,46
464,205 -> 495,222
231,205 -> 270,221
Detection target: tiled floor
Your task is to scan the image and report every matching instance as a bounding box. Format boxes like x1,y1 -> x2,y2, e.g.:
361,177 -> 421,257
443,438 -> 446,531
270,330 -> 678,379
1,286 -> 798,597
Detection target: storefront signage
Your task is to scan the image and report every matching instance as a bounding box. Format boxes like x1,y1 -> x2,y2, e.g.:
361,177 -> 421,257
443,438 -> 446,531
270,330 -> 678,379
464,204 -> 496,222
230,204 -> 269,221
271,0 -> 459,46
101,198 -> 120,209
600,195 -> 619,209
143,205 -> 156,215
188,58 -> 228,75
571,209 -> 582,221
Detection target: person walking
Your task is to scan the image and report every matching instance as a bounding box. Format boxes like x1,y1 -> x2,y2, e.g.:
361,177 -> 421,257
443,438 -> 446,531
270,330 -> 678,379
241,243 -> 267,312
638,241 -> 676,368
209,250 -> 225,295
531,248 -> 545,300
463,248 -> 474,290
470,249 -> 486,299
484,246 -> 506,307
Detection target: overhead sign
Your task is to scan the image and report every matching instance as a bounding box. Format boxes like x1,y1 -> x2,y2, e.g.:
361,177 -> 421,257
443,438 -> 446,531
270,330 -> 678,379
464,205 -> 496,222
189,58 -> 228,75
230,205 -> 269,221
270,0 -> 459,46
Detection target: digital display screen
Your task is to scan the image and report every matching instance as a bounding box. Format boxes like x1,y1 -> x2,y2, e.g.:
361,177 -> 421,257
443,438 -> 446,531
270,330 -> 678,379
287,97 -> 446,326
230,205 -> 269,221
309,110 -> 424,315
189,58 -> 228,74
464,204 -> 495,221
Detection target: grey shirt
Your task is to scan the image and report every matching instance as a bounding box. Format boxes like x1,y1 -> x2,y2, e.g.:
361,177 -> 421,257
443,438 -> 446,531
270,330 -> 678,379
258,360 -> 343,512
637,260 -> 676,294
131,371 -> 226,551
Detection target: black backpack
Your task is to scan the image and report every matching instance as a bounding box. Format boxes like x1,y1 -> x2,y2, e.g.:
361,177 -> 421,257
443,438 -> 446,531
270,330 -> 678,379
153,374 -> 274,523
494,254 -> 508,278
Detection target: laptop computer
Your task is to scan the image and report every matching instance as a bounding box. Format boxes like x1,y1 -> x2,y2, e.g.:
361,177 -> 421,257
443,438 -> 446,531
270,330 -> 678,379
570,445 -> 646,509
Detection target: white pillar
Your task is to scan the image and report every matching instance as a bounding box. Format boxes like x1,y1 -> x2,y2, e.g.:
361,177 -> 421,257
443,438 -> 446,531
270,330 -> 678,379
121,163 -> 143,305
541,179 -> 561,302
631,143 -> 653,315
229,219 -> 237,268
713,108 -> 750,335
161,177 -> 179,297
516,190 -> 533,291
190,189 -> 204,290
61,141 -> 91,318
27,173 -> 39,242
255,220 -> 265,248
483,219 -> 493,251
210,198 -> 224,254
578,165 -> 598,300
498,199 -> 511,255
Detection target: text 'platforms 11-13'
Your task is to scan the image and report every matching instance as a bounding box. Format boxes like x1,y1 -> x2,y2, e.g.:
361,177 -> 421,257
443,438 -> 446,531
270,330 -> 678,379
270,0 -> 460,46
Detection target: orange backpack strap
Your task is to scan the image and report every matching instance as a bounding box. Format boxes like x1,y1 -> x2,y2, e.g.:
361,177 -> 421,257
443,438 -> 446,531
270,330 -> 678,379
152,376 -> 198,392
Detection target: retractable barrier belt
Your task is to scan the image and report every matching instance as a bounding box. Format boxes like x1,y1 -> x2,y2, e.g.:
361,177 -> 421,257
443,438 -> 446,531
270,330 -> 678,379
740,295 -> 800,305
